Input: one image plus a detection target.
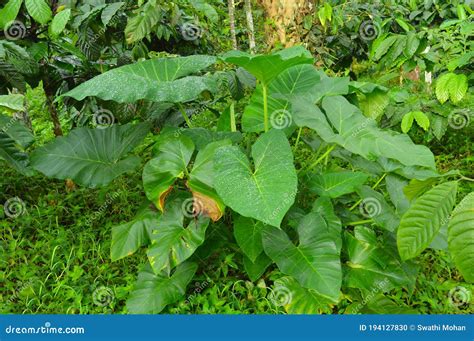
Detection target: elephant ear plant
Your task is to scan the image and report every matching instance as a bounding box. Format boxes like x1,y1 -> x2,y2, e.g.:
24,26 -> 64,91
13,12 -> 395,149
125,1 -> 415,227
29,48 -> 473,313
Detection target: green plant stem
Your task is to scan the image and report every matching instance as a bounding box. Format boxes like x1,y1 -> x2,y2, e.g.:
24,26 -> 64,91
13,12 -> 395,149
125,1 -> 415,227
178,104 -> 193,128
349,173 -> 387,211
460,175 -> 474,182
347,219 -> 373,226
230,101 -> 237,132
294,127 -> 303,149
262,84 -> 269,132
301,145 -> 336,173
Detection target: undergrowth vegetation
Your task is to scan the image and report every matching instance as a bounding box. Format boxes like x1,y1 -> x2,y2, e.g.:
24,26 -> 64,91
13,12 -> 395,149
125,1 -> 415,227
1,0 -> 473,315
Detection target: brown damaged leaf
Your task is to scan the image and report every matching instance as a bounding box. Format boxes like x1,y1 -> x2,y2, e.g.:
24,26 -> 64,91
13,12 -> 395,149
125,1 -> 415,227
191,191 -> 224,222
158,186 -> 173,211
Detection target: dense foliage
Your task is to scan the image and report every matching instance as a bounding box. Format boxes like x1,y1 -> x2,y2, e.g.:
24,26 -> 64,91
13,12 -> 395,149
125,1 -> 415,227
1,0 -> 472,314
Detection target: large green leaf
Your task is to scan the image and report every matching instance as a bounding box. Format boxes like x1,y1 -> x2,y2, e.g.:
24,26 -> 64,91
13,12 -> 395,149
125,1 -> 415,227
147,197 -> 209,275
0,131 -> 30,174
307,171 -> 368,198
243,253 -> 272,281
262,212 -> 341,301
273,276 -> 334,314
291,95 -> 436,169
214,130 -> 297,227
143,135 -> 194,210
30,123 -> 149,188
127,262 -> 197,314
448,192 -> 474,282
111,205 -> 158,262
0,94 -> 24,112
222,46 -> 313,85
0,0 -> 23,28
61,55 -> 217,104
345,226 -> 415,291
0,114 -> 34,148
233,216 -> 265,262
242,64 -> 321,132
397,181 -> 458,260
25,0 -> 52,24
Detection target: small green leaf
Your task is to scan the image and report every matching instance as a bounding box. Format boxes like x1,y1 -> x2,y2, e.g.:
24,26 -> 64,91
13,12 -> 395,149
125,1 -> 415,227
397,181 -> 458,260
449,74 -> 468,103
0,0 -> 23,30
307,171 -> 368,198
233,216 -> 265,262
413,111 -> 430,131
49,8 -> 71,38
401,111 -> 414,133
25,0 -> 52,24
435,73 -> 456,104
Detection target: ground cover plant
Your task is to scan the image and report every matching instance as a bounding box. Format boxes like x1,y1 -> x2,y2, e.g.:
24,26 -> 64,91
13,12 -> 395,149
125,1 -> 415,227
1,0 -> 473,315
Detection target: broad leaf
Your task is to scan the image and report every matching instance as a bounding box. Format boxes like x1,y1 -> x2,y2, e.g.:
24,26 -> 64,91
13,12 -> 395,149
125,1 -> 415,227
0,0 -> 23,29
291,95 -> 436,169
435,73 -> 455,104
307,171 -> 368,198
397,181 -> 457,260
273,276 -> 334,314
143,135 -> 194,210
111,205 -> 157,261
49,9 -> 71,38
262,212 -> 341,301
233,216 -> 265,262
311,197 -> 342,251
448,192 -> 474,282
243,253 -> 272,282
127,262 -> 197,314
359,88 -> 389,121
222,46 -> 313,85
147,195 -> 209,274
30,123 -> 149,187
62,55 -> 217,104
356,186 -> 400,232
0,131 -> 31,175
214,130 -> 297,227
448,73 -> 468,103
0,94 -> 24,112
25,0 -> 52,24
345,226 -> 414,291
0,114 -> 34,148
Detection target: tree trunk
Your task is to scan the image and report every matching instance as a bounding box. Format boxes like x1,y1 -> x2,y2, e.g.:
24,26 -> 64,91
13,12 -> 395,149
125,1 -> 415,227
244,0 -> 256,53
258,0 -> 314,48
227,0 -> 238,50
47,96 -> 63,136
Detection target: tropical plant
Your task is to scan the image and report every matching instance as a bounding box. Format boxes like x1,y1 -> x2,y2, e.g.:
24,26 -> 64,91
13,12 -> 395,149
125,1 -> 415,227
20,46 -> 471,314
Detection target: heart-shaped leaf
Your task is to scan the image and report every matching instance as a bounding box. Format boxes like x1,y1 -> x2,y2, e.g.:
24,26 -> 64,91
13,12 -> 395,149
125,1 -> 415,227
214,129 -> 297,227
30,123 -> 149,187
